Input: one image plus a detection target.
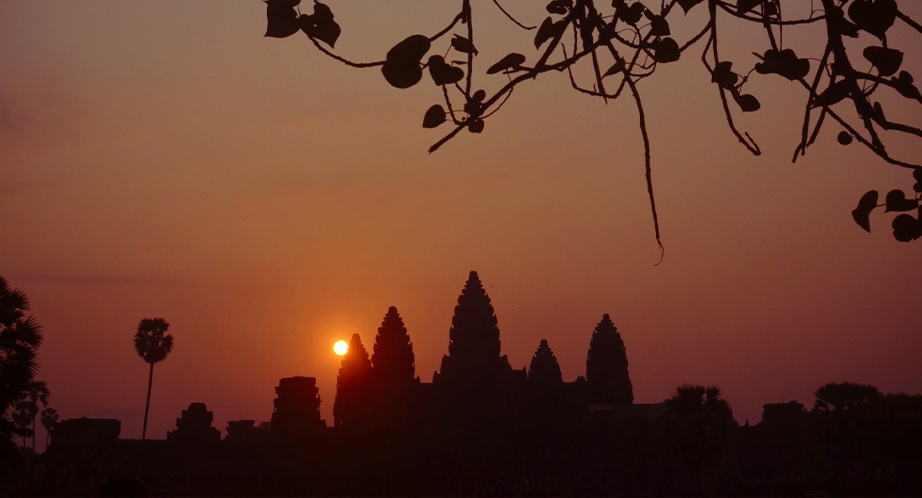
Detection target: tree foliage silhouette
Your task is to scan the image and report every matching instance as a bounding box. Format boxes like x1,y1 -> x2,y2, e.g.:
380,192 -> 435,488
40,407 -> 58,448
0,276 -> 42,452
665,383 -> 736,490
133,317 -> 173,440
811,382 -> 922,468
264,0 -> 922,246
16,381 -> 48,454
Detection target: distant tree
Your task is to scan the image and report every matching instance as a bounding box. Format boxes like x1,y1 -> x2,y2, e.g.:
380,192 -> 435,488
585,314 -> 633,404
371,306 -> 416,386
870,392 -> 922,462
264,1 -> 922,245
18,381 -> 48,454
811,381 -> 882,466
665,384 -> 737,491
528,339 -> 563,384
40,407 -> 58,448
133,317 -> 173,440
10,402 -> 34,448
0,276 -> 43,452
813,381 -> 881,414
334,333 -> 373,429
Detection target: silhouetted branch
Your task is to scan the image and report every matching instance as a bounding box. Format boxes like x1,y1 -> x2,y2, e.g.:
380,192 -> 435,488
708,3 -> 761,156
794,45 -> 832,160
625,68 -> 664,264
491,0 -> 536,30
307,37 -> 384,68
269,0 -> 922,242
430,11 -> 467,43
897,9 -> 922,33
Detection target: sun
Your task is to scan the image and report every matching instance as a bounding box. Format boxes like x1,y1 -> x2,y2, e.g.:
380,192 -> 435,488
333,339 -> 349,356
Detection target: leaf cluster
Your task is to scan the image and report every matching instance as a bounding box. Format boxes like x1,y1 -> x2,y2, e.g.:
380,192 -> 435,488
133,318 -> 173,365
265,0 -> 922,245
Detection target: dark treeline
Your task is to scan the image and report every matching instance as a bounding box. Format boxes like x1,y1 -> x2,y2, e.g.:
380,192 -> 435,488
11,272 -> 922,496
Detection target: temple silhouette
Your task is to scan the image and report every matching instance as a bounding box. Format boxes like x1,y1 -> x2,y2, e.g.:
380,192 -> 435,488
35,272 -> 922,496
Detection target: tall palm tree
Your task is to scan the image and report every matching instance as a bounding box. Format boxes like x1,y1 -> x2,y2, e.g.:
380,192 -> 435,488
665,384 -> 737,491
0,275 -> 43,423
40,407 -> 58,448
22,381 -> 48,454
133,318 -> 173,440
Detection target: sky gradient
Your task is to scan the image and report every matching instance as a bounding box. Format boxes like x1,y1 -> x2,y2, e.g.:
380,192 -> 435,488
2,1 -> 921,446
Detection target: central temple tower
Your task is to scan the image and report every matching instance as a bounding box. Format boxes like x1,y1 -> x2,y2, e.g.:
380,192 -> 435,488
435,271 -> 512,385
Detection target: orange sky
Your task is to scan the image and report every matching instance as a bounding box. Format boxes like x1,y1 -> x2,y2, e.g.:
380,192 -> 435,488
2,1 -> 921,446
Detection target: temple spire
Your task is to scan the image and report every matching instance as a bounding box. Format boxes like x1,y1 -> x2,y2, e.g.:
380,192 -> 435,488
528,339 -> 563,384
372,306 -> 416,385
334,333 -> 373,428
586,314 -> 634,404
436,271 -> 510,384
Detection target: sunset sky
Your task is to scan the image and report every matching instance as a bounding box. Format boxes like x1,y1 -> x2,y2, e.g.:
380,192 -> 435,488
2,1 -> 921,446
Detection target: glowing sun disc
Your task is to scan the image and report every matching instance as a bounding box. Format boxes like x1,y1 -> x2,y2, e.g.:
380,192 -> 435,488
333,340 -> 349,356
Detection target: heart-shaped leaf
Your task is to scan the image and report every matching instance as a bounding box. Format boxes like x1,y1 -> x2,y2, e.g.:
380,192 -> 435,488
423,105 -> 446,128
464,90 -> 486,116
386,35 -> 430,63
811,80 -> 851,108
892,71 -> 922,100
755,49 -> 810,80
735,93 -> 760,112
451,35 -> 478,55
487,53 -> 526,75
852,190 -> 878,232
651,37 -> 680,63
737,0 -> 762,15
382,62 -> 422,89
892,213 -> 922,242
299,3 -> 340,48
863,46 -> 903,76
711,61 -> 738,88
848,0 -> 897,40
649,16 -> 670,36
676,0 -> 705,14
428,55 -> 464,86
885,189 -> 919,212
835,14 -> 860,37
381,35 -> 431,89
837,131 -> 853,145
618,3 -> 646,25
468,118 -> 484,133
265,0 -> 301,38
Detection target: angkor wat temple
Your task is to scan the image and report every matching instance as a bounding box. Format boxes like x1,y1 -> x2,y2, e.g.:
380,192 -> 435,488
36,272 -> 922,496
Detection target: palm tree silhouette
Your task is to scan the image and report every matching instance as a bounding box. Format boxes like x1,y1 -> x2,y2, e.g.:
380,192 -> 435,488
40,407 -> 58,448
665,384 -> 736,491
0,275 -> 43,421
23,380 -> 49,454
133,318 -> 173,440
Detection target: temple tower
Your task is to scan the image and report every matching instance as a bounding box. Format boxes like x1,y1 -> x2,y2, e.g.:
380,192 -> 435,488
372,306 -> 416,386
271,376 -> 325,437
585,314 -> 634,404
435,271 -> 511,385
333,333 -> 373,429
